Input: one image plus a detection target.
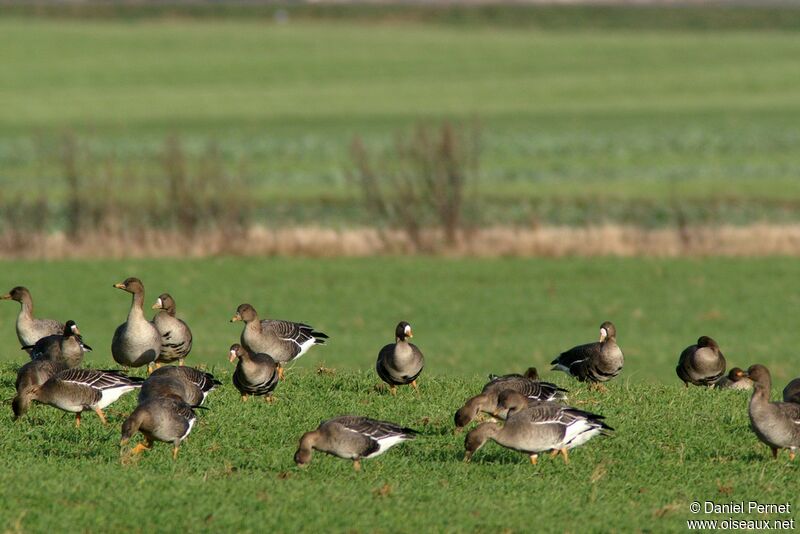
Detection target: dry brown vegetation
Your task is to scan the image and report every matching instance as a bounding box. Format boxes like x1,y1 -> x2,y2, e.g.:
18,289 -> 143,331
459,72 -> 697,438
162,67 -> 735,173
4,224 -> 800,259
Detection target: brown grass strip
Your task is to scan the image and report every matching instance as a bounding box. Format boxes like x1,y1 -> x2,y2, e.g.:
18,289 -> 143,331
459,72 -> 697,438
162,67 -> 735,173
3,224 -> 800,259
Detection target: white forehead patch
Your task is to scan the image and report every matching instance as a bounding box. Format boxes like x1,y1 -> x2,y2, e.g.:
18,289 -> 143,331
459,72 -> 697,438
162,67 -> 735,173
600,328 -> 607,338
156,298 -> 163,308
71,324 -> 79,334
404,324 -> 412,334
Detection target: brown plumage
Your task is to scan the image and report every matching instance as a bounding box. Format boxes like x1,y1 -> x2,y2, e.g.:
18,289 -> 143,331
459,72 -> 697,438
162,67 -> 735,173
2,286 -> 64,349
454,373 -> 568,431
746,364 -> 800,460
294,416 -> 418,471
12,359 -> 67,418
376,321 -> 424,395
139,366 -> 221,406
25,320 -> 91,368
121,397 -> 198,460
551,321 -> 623,385
152,293 -> 193,366
229,344 -> 279,401
783,378 -> 800,404
111,277 -> 162,368
714,367 -> 753,390
676,336 -> 726,387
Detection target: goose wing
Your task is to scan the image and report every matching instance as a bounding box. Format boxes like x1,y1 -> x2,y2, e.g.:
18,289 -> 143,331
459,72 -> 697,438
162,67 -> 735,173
57,368 -> 143,390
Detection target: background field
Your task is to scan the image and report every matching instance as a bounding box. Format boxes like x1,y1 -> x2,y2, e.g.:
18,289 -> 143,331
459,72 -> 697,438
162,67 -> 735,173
2,10 -> 800,230
2,257 -> 799,383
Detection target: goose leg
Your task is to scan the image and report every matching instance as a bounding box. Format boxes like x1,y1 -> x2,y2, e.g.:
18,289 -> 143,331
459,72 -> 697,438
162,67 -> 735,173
529,454 -> 538,465
264,396 -> 274,404
549,450 -> 559,459
390,386 -> 397,396
789,449 -> 796,461
560,448 -> 570,464
241,395 -> 248,402
771,447 -> 779,459
172,445 -> 180,460
75,412 -> 81,428
411,380 -> 419,392
94,407 -> 108,425
352,459 -> 362,471
131,442 -> 151,455
278,365 -> 285,381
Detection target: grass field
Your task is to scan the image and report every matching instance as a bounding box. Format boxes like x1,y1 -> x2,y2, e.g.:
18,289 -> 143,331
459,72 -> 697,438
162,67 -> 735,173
2,16 -> 800,228
1,259 -> 799,531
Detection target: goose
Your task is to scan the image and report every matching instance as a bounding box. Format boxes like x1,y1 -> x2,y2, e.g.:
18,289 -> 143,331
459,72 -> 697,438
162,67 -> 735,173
14,368 -> 143,426
111,278 -> 162,368
294,415 -> 418,471
12,359 -> 67,418
714,367 -> 753,390
24,320 -> 91,368
676,336 -> 726,387
121,397 -> 198,460
229,344 -> 279,402
152,293 -> 193,366
376,321 -> 424,395
139,365 -> 221,406
551,321 -> 623,387
746,364 -> 800,460
783,378 -> 800,404
464,390 -> 612,465
231,303 -> 327,379
1,286 -> 64,349
454,373 -> 568,431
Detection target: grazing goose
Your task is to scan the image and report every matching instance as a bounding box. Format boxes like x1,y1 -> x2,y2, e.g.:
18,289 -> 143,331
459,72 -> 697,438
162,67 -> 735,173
676,336 -> 726,388
112,278 -> 162,368
231,303 -> 328,379
121,397 -> 198,460
139,366 -> 221,406
24,320 -> 91,368
746,364 -> 800,460
14,368 -> 143,426
487,367 -> 540,381
152,293 -> 193,366
229,344 -> 279,402
376,321 -> 425,395
454,374 -> 568,431
714,367 -> 753,390
464,390 -> 613,465
551,321 -> 624,387
12,359 -> 67,418
1,286 -> 64,349
294,416 -> 418,471
783,378 -> 800,404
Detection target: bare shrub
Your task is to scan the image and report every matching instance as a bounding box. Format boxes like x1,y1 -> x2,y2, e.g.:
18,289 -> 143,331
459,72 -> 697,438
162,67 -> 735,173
349,121 -> 481,250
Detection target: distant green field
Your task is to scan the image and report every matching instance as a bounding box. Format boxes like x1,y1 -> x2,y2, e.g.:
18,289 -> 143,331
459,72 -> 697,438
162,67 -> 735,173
1,257 -> 799,532
2,17 -> 800,227
1,257 -> 799,383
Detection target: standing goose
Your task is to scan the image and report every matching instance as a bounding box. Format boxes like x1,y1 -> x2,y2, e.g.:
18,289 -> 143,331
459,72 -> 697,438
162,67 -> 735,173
455,374 -> 568,431
228,344 -> 279,402
1,286 -> 64,349
139,366 -> 221,406
376,321 -> 425,395
715,367 -> 753,390
464,390 -> 613,465
121,397 -> 198,460
14,368 -> 143,426
12,359 -> 67,418
783,378 -> 800,404
294,416 -> 418,471
551,321 -> 624,387
152,293 -> 193,366
24,320 -> 92,368
231,303 -> 328,379
112,278 -> 162,369
676,336 -> 726,387
745,364 -> 800,460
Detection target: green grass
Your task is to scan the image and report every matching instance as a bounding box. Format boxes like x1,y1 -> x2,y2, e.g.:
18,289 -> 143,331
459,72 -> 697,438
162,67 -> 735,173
2,17 -> 800,226
0,368 -> 796,532
1,257 -> 799,531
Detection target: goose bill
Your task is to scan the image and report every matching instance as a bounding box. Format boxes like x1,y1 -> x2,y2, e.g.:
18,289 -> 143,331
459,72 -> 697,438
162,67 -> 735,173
113,283 -> 125,289
151,298 -> 163,310
230,314 -> 242,322
599,328 -> 607,342
228,350 -> 237,363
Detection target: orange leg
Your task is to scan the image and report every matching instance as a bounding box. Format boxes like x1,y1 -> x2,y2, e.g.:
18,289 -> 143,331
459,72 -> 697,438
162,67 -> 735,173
264,396 -> 274,404
172,446 -> 180,460
529,454 -> 538,465
241,395 -> 249,402
560,448 -> 570,464
278,365 -> 285,381
353,459 -> 362,471
131,442 -> 151,455
790,450 -> 796,461
390,386 -> 397,396
411,380 -> 419,392
75,412 -> 81,428
94,407 -> 108,425
549,450 -> 559,459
